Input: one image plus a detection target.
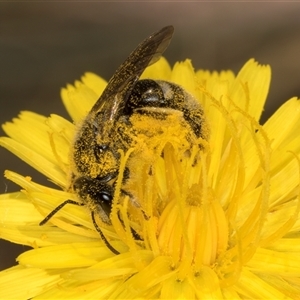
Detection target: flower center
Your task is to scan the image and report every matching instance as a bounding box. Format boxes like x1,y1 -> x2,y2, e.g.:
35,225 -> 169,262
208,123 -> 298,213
157,199 -> 228,269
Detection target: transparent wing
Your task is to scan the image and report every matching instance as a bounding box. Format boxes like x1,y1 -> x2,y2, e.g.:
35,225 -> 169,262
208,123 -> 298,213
89,25 -> 174,129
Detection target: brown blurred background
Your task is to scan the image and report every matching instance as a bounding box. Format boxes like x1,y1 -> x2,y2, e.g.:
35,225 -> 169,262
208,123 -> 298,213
1,2 -> 300,271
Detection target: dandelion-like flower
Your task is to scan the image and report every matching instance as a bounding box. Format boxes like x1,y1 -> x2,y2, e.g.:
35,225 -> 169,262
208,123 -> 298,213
1,57 -> 300,299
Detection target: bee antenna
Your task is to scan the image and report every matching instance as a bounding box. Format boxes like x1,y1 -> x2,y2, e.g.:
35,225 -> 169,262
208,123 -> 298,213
39,199 -> 84,225
91,211 -> 120,255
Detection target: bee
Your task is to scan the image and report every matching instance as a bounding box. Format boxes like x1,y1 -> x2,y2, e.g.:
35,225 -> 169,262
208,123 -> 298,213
40,26 -> 208,255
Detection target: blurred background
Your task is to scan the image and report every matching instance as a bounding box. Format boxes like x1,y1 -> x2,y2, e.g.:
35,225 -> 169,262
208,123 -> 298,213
1,2 -> 300,270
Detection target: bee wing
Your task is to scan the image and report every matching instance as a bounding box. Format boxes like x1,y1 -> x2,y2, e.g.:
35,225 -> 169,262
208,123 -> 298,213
89,26 -> 174,130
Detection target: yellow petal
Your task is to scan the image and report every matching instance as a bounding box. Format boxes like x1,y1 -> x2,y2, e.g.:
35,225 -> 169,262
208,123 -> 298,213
264,97 -> 300,151
0,138 -> 66,186
80,72 -> 107,96
0,265 -> 61,300
61,83 -> 98,122
237,268 -> 294,299
0,192 -> 41,225
141,56 -> 172,80
229,58 -> 271,121
248,248 -> 300,276
1,111 -> 57,165
268,238 -> 300,252
171,59 -> 198,98
34,278 -> 120,300
18,242 -> 111,268
0,224 -> 96,247
160,275 -> 195,299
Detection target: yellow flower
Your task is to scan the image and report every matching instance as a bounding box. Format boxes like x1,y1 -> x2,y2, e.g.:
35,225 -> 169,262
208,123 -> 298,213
1,56 -> 300,299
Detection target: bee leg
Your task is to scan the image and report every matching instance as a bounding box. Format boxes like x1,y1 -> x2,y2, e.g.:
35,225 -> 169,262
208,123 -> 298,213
116,189 -> 145,241
120,188 -> 149,219
110,167 -> 142,239
91,210 -> 120,255
130,226 -> 143,240
116,211 -> 143,241
72,176 -> 120,254
39,199 -> 84,225
122,167 -> 130,182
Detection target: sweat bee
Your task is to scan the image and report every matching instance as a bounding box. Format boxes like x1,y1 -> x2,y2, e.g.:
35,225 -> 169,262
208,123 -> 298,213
40,26 -> 208,254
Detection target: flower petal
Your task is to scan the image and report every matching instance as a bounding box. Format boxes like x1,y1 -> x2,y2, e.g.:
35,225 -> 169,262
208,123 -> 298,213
171,59 -> 198,98
18,242 -> 111,268
229,59 -> 271,121
248,248 -> 300,276
236,268 -> 294,298
1,112 -> 57,165
80,72 -> 107,96
61,83 -> 98,122
0,265 -> 61,300
141,57 -> 172,80
0,137 -> 66,186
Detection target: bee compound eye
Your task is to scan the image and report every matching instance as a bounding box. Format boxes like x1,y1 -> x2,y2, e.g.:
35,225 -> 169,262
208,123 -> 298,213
100,191 -> 113,202
97,190 -> 113,217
